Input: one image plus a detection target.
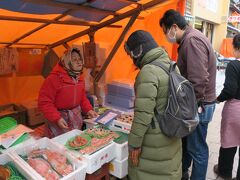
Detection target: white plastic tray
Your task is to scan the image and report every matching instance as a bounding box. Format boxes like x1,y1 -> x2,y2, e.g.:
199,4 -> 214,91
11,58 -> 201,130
0,153 -> 40,180
0,136 -> 36,154
109,120 -> 131,134
9,137 -> 87,180
53,129 -> 116,174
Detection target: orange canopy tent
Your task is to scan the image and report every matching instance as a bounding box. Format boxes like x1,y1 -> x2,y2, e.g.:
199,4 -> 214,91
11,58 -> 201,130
220,38 -> 234,58
0,0 -> 186,105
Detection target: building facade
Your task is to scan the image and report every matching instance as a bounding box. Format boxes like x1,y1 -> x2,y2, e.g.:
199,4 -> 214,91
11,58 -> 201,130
227,0 -> 240,37
184,0 -> 230,51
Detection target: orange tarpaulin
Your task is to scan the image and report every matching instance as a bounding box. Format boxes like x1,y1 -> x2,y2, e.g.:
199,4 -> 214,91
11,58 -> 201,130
220,38 -> 234,58
0,0 -> 185,105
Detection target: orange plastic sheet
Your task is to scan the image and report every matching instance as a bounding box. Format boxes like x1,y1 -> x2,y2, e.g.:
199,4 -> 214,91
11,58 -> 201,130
220,38 -> 234,58
0,75 -> 44,105
0,76 -> 44,105
0,0 -> 184,105
103,1 -> 180,83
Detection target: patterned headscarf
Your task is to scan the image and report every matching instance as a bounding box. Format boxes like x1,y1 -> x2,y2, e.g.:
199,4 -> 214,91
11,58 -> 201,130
60,48 -> 84,78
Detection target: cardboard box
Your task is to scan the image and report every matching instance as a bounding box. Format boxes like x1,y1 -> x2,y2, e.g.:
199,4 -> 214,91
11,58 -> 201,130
21,100 -> 45,126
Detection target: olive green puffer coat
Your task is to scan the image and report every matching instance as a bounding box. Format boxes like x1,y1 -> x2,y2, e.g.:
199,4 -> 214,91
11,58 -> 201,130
128,47 -> 182,180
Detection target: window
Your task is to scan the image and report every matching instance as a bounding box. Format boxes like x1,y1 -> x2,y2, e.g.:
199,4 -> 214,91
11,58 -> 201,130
206,22 -> 214,42
194,19 -> 203,32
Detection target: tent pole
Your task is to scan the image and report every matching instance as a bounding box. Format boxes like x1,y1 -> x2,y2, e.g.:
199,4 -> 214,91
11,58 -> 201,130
6,9 -> 72,48
4,11 -> 121,48
118,0 -> 141,5
50,0 -> 166,48
0,42 -> 48,46
94,12 -> 140,85
0,15 -> 122,27
63,43 -> 70,49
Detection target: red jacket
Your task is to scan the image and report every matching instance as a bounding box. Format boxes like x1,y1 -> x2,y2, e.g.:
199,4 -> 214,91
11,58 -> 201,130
38,64 -> 92,123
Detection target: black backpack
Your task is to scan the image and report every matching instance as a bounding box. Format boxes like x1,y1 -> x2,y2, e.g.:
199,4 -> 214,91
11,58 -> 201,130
151,61 -> 199,138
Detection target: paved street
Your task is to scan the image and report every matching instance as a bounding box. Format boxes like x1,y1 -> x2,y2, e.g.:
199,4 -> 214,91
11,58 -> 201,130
206,69 -> 238,179
206,102 -> 239,180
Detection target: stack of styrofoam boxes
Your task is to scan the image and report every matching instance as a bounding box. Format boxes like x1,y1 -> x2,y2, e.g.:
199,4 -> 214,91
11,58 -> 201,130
105,80 -> 135,111
9,137 -> 87,180
0,153 -> 40,180
53,129 -> 116,174
110,140 -> 129,179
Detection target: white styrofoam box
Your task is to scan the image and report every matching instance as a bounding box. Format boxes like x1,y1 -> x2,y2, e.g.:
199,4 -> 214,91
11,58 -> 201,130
0,153 -> 40,180
109,157 -> 128,179
53,129 -> 116,174
9,137 -> 87,180
109,120 -> 132,134
113,141 -> 128,161
0,137 -> 36,154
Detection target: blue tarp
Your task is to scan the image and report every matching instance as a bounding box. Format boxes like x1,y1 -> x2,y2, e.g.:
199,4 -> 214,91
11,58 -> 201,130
0,0 -> 137,22
0,0 -> 66,14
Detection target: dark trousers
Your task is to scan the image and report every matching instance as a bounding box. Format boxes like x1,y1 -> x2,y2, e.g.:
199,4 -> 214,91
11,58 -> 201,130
218,146 -> 240,179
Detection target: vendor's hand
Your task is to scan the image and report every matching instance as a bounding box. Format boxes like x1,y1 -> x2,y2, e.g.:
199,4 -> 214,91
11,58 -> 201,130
87,110 -> 98,118
129,148 -> 141,167
57,118 -> 69,129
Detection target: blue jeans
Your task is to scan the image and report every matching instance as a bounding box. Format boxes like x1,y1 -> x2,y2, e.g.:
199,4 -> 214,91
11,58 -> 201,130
182,103 -> 216,180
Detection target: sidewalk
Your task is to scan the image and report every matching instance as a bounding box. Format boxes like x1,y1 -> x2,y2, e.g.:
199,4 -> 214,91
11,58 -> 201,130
206,103 -> 239,180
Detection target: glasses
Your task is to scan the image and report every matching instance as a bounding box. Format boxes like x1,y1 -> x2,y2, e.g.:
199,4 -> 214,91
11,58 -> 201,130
71,57 -> 83,64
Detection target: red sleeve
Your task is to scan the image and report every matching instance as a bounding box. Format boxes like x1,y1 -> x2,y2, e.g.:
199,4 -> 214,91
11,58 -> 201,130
80,80 -> 93,114
38,75 -> 61,123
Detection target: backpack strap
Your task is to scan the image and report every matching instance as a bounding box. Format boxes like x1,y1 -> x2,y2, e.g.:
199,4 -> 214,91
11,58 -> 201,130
150,61 -> 170,74
150,60 -> 177,75
149,60 -> 172,129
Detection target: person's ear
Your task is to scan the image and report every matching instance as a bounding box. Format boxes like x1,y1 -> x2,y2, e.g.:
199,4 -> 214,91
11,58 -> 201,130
172,24 -> 178,31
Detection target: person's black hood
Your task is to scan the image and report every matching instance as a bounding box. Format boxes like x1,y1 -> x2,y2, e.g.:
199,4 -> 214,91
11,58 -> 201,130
125,30 -> 158,68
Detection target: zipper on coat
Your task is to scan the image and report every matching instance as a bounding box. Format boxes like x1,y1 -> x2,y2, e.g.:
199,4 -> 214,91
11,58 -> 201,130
72,77 -> 78,107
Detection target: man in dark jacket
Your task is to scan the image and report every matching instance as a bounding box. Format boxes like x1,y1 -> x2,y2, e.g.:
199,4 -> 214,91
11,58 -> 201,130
160,9 -> 216,180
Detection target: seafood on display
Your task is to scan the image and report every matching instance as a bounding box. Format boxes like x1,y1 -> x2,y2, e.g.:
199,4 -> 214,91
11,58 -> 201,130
68,135 -> 88,148
116,114 -> 134,124
26,149 -> 73,179
28,158 -> 59,180
0,162 -> 25,180
85,127 -> 111,138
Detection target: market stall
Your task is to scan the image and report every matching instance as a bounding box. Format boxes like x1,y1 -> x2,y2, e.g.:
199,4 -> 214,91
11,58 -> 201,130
0,0 -> 186,179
